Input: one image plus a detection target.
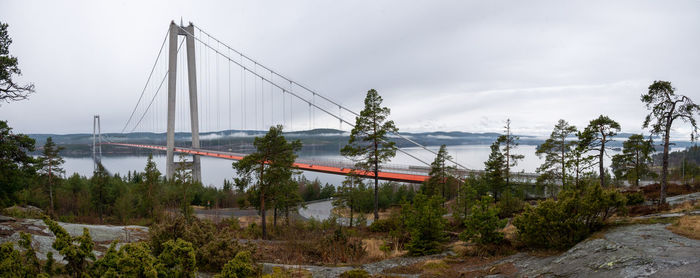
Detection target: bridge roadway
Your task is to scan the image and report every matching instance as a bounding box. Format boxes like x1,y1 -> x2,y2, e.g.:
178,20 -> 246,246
105,143 -> 429,183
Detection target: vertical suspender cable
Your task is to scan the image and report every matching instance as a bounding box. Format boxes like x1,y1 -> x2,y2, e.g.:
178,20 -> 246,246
254,63 -> 258,130
216,40 -> 220,132
228,48 -> 231,131
261,76 -> 265,129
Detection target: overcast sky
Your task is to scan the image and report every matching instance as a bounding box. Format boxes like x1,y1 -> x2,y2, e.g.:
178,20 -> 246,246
1,0 -> 699,139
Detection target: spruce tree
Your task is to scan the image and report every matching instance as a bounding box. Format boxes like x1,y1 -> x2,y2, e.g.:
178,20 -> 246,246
404,193 -> 447,256
483,139 -> 506,201
341,89 -> 398,221
142,154 -> 161,218
424,145 -> 458,203
38,137 -> 64,214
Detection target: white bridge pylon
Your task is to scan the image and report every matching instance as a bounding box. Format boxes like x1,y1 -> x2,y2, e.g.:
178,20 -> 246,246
165,21 -> 201,182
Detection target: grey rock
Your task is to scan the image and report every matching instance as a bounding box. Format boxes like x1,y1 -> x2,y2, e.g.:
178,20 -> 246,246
513,224 -> 700,278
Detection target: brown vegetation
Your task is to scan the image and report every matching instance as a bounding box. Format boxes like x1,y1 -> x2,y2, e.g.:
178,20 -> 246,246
666,215 -> 700,240
640,182 -> 697,200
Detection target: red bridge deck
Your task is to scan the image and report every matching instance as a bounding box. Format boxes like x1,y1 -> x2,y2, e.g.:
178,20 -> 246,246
106,143 -> 429,183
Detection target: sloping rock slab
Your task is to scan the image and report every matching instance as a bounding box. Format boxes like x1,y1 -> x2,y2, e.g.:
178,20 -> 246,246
514,224 -> 700,277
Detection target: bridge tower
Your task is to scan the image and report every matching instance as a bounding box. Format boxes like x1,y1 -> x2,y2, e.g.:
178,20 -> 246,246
166,21 -> 201,182
92,115 -> 102,171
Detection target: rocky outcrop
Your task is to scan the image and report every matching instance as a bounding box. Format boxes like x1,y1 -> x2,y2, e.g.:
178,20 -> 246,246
512,224 -> 700,277
0,217 -> 149,262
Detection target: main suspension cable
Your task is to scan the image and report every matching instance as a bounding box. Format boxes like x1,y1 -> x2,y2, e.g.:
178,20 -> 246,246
121,28 -> 169,133
191,24 -> 471,171
130,38 -> 185,133
178,25 -> 437,169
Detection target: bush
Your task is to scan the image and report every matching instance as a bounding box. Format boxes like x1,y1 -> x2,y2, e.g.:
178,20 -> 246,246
44,216 -> 95,276
513,184 -> 626,249
461,196 -> 507,245
496,191 -> 524,218
91,241 -> 158,277
148,215 -> 252,272
0,232 -> 43,276
625,191 -> 645,206
156,239 -> 197,277
368,218 -> 396,233
215,251 -> 259,278
287,227 -> 366,264
404,194 -> 447,256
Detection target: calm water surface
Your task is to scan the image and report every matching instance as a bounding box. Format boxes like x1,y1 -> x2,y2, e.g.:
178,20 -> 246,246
63,144 -> 647,188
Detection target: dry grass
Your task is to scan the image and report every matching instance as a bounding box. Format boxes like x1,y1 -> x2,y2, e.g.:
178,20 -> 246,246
266,266 -> 312,278
331,207 -> 397,221
502,223 -> 518,243
361,238 -> 406,260
668,201 -> 698,214
667,215 -> 700,240
238,215 -> 261,227
362,238 -> 386,259
421,259 -> 449,276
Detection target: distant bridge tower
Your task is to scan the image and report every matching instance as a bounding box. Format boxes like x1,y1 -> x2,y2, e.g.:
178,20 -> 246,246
165,21 -> 201,182
92,115 -> 102,171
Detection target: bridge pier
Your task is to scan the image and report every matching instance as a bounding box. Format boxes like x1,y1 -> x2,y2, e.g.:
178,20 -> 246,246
166,21 -> 201,182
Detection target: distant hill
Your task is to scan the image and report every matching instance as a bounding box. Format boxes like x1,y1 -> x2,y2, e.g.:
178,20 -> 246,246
27,129 -> 695,157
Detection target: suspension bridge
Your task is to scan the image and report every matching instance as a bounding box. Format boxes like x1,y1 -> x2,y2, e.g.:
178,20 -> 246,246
96,21 -> 485,184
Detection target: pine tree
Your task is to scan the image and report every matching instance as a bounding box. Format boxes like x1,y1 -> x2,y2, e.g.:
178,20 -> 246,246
38,137 -> 64,214
567,132 -> 596,190
334,171 -> 364,227
611,134 -> 656,187
460,196 -> 507,245
500,119 -> 524,188
641,80 -> 699,203
0,121 -> 35,207
580,115 -> 621,187
233,125 -> 302,239
0,22 -> 35,103
536,119 -> 577,190
341,89 -> 398,221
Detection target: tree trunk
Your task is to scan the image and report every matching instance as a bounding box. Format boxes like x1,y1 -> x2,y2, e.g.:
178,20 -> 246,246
349,205 -> 354,228
635,151 -> 640,188
599,137 -> 606,187
373,137 -> 379,222
273,206 -> 278,229
661,124 -> 671,204
285,207 -> 290,226
48,164 -> 54,214
261,190 -> 266,239
561,139 -> 566,187
260,163 -> 267,239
